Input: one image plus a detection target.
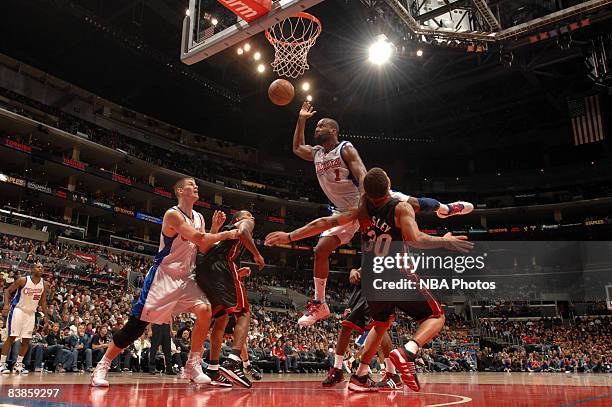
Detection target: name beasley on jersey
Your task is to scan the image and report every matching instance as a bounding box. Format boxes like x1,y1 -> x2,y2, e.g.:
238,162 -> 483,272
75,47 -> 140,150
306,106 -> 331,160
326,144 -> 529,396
369,216 -> 391,233
315,158 -> 342,174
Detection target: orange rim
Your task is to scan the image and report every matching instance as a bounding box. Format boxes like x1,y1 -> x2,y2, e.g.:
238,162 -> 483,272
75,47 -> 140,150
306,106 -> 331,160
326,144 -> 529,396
265,12 -> 322,47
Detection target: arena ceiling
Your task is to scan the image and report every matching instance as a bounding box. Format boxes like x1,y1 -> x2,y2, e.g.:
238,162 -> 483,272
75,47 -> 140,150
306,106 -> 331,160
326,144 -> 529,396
0,0 -> 610,157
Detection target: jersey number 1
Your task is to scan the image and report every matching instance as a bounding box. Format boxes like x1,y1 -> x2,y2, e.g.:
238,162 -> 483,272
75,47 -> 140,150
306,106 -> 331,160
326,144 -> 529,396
334,169 -> 341,182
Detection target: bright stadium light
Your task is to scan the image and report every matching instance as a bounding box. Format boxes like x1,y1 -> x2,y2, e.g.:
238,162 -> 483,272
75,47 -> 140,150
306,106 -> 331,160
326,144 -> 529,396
211,18 -> 218,26
306,95 -> 313,102
257,64 -> 265,73
416,49 -> 424,57
302,82 -> 310,91
244,43 -> 251,52
237,48 -> 243,55
254,52 -> 261,61
368,35 -> 393,66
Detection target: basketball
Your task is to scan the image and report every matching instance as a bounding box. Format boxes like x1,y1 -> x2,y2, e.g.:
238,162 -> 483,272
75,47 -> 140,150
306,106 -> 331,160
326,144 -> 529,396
268,79 -> 294,106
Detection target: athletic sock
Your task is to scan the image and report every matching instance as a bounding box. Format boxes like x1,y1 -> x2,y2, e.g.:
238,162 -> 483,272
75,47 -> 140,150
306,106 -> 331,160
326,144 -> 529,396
385,358 -> 396,374
243,360 -> 251,369
356,363 -> 369,377
187,351 -> 201,366
314,277 -> 327,302
0,355 -> 6,363
334,354 -> 344,369
100,354 -> 113,367
16,356 -> 24,363
405,340 -> 420,355
207,360 -> 219,372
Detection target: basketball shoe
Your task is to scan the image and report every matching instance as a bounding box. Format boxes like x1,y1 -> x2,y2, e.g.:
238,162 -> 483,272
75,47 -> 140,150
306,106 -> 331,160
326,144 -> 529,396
375,371 -> 403,391
0,363 -> 10,374
322,367 -> 344,387
348,374 -> 378,392
183,359 -> 212,385
246,365 -> 263,381
436,201 -> 474,218
298,300 -> 330,327
207,369 -> 233,387
389,347 -> 420,392
90,360 -> 111,387
220,358 -> 252,388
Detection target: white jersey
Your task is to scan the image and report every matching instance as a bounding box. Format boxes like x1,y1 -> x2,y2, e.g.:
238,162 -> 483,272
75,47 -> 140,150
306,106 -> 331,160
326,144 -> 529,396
155,206 -> 204,278
11,275 -> 44,313
313,141 -> 361,211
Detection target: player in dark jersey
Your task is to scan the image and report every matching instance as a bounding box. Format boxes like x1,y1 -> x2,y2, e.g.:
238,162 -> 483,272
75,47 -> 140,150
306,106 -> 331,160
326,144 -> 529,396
265,167 -> 473,392
194,210 -> 264,388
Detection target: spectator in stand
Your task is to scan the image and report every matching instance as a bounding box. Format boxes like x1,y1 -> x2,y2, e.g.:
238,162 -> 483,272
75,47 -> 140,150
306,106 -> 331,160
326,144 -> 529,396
174,329 -> 191,369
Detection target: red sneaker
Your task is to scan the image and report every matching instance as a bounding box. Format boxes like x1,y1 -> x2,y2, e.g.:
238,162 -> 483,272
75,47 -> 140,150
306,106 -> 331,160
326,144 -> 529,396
375,371 -> 403,391
389,348 -> 421,392
298,300 -> 330,327
322,367 -> 344,387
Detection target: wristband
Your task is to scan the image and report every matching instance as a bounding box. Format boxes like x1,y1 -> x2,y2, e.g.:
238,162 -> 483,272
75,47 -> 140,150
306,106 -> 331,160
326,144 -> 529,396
288,233 -> 293,242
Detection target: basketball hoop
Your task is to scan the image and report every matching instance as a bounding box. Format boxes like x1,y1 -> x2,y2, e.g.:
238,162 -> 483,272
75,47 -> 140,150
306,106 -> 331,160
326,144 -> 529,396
265,12 -> 322,78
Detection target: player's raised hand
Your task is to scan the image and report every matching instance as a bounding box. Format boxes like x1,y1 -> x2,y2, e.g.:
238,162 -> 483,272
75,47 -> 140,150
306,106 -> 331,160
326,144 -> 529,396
299,101 -> 316,120
264,231 -> 290,246
442,232 -> 474,253
349,268 -> 361,285
211,210 -> 226,231
254,254 -> 265,270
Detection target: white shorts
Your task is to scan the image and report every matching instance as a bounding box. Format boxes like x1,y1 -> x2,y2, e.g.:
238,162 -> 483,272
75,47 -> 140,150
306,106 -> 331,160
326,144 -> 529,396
8,307 -> 36,339
131,265 -> 209,325
320,219 -> 361,245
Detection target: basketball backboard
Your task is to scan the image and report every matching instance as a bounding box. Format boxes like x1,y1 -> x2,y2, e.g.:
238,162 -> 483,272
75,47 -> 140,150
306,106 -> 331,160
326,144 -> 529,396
181,0 -> 325,65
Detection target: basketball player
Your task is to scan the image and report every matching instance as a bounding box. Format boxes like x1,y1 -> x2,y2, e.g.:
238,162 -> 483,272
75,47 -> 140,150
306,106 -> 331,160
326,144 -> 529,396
292,101 -> 473,326
90,177 -> 237,387
321,267 -> 402,390
0,260 -> 48,374
265,167 -> 474,392
195,210 -> 265,389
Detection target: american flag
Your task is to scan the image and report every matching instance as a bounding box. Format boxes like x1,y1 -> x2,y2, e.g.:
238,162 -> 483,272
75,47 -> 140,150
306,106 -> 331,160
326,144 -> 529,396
569,95 -> 605,146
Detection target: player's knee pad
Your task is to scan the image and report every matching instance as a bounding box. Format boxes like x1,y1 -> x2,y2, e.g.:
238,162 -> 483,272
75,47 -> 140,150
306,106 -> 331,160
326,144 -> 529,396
112,317 -> 148,349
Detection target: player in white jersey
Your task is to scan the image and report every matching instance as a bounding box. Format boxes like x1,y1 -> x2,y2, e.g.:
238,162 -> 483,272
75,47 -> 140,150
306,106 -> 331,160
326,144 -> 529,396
1,260 -> 48,374
292,101 -> 473,326
91,177 -> 238,387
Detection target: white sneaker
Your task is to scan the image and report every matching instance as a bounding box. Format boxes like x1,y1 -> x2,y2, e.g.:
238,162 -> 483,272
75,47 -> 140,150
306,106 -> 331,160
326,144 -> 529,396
0,362 -> 11,374
437,201 -> 474,218
298,301 -> 330,327
90,361 -> 110,387
13,362 -> 29,375
183,361 -> 211,384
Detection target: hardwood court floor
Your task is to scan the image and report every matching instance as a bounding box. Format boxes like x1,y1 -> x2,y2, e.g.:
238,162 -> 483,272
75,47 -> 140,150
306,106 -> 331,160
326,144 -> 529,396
0,372 -> 611,406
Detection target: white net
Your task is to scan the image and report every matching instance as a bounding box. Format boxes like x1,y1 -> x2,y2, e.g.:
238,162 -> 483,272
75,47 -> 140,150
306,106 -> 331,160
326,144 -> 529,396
265,13 -> 322,79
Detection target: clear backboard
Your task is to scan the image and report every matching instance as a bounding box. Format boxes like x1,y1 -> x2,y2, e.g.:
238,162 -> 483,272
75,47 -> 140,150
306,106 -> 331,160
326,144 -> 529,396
180,0 -> 325,65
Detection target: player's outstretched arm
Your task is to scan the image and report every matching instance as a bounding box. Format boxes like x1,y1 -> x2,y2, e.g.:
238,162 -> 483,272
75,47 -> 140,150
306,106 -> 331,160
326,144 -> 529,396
163,210 -> 236,248
396,202 -> 473,253
265,209 -> 359,246
293,101 -> 317,161
236,219 -> 265,270
2,277 -> 26,316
